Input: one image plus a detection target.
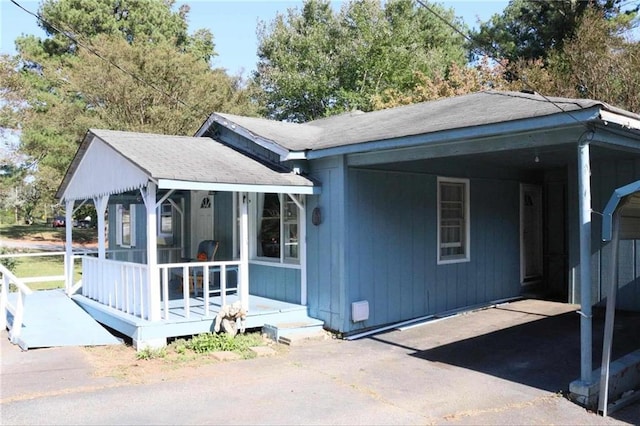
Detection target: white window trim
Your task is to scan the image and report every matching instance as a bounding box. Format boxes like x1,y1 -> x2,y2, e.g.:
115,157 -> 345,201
437,176 -> 470,265
250,193 -> 301,265
115,203 -> 136,248
157,202 -> 173,238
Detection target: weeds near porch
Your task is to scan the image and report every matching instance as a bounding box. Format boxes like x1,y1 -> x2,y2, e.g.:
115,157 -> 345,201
186,332 -> 264,357
136,347 -> 167,360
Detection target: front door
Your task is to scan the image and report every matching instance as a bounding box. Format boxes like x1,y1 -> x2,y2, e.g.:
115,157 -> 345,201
520,184 -> 543,284
191,191 -> 214,256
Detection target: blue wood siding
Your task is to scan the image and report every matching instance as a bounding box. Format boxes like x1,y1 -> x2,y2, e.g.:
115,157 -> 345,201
586,158 -> 640,311
344,168 -> 521,332
107,203 -> 148,263
306,157 -> 348,331
249,264 -> 301,304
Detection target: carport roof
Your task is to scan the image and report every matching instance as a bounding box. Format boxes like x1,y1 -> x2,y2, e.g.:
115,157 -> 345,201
199,90 -> 640,156
57,129 -> 318,201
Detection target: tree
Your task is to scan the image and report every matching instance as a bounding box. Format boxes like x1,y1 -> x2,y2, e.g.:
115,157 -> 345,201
68,35 -> 255,135
370,57 -> 516,109
252,0 -> 468,122
469,0 -> 638,63
0,0 -> 256,215
504,8 -> 640,113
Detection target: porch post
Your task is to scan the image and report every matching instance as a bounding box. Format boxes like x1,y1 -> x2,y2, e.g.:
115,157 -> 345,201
142,182 -> 160,321
94,195 -> 109,260
300,197 -> 307,306
578,141 -> 593,383
240,192 -> 250,312
288,194 -> 307,305
64,199 -> 74,295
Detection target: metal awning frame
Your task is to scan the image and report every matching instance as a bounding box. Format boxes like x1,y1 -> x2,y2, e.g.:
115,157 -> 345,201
598,180 -> 640,416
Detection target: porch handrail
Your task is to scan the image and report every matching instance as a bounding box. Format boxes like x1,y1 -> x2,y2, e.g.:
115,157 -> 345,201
0,251 -> 85,295
82,256 -> 150,319
0,264 -> 34,343
96,247 -> 182,265
158,260 -> 242,320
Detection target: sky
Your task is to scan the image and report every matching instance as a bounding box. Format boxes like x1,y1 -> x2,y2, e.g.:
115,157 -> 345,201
0,0 -> 509,78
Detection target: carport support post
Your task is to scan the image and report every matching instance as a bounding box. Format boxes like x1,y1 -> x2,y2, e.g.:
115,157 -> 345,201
578,142 -> 593,384
64,199 -> 74,295
598,206 -> 622,416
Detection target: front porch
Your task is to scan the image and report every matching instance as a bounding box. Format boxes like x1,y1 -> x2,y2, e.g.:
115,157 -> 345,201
74,254 -> 322,348
73,290 -> 321,349
53,129 -> 323,350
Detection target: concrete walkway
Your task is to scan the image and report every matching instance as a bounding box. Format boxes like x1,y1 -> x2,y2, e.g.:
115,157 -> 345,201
1,299 -> 639,425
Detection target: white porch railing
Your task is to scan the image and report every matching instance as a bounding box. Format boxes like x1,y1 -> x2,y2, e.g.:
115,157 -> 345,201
106,247 -> 182,264
0,250 -> 84,342
80,256 -> 242,321
0,263 -> 34,343
82,256 -> 150,319
1,247 -> 241,323
158,260 -> 242,320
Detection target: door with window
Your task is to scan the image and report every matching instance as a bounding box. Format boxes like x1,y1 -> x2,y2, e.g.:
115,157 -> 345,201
520,184 -> 543,283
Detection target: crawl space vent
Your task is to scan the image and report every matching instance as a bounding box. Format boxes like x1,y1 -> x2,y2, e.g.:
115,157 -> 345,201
352,300 -> 369,322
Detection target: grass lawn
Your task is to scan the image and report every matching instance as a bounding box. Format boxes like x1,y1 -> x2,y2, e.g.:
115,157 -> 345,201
11,254 -> 84,290
0,221 -> 97,245
1,222 -> 95,290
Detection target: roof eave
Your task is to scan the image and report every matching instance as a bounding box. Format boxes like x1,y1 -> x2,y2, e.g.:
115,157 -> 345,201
198,113 -> 292,160
157,178 -> 320,195
305,107 -> 603,160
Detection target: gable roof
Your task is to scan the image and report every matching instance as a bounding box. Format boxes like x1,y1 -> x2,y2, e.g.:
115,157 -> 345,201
57,129 -> 318,201
201,90 -> 640,157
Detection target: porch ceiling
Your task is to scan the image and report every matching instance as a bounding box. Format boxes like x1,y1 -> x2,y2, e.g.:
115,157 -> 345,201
58,129 -> 319,201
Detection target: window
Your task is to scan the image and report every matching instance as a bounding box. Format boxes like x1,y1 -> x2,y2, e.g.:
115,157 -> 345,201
116,204 -> 136,248
437,177 -> 469,264
158,202 -> 173,237
255,193 -> 300,263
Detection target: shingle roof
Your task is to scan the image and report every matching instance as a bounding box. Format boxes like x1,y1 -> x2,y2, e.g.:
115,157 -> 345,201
212,91 -> 640,152
88,129 -> 314,187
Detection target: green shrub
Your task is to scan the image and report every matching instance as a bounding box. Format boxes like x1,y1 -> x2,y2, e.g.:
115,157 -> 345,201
187,332 -> 241,353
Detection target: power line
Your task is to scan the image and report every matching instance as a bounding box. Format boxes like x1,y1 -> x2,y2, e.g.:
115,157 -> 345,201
415,0 -> 589,127
9,0 -> 202,114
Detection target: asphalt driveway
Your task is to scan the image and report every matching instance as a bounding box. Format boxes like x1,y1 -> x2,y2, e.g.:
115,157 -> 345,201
1,299 -> 639,425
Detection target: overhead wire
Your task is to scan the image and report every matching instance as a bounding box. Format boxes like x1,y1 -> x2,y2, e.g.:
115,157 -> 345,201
415,0 -> 590,128
10,0 -> 603,129
9,0 -> 207,116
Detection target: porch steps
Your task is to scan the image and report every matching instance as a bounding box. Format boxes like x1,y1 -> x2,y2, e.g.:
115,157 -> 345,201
5,289 -> 122,350
262,316 -> 326,345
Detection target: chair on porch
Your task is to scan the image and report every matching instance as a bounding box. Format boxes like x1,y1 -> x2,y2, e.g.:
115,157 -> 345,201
188,240 -> 219,294
195,240 -> 219,262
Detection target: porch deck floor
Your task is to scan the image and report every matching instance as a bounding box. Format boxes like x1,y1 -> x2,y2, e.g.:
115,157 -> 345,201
72,292 -> 316,345
163,293 -> 307,323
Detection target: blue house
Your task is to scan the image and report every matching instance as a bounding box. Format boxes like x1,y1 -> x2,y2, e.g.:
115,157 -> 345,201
56,91 -> 640,380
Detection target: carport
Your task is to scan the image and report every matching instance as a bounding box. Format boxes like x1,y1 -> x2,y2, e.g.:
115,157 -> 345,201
598,180 -> 640,416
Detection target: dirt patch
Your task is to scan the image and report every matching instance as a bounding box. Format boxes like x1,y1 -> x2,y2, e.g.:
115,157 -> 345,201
81,337 -> 287,385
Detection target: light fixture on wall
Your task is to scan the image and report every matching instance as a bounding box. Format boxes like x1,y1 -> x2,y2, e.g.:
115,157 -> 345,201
534,154 -> 540,163
312,207 -> 322,226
